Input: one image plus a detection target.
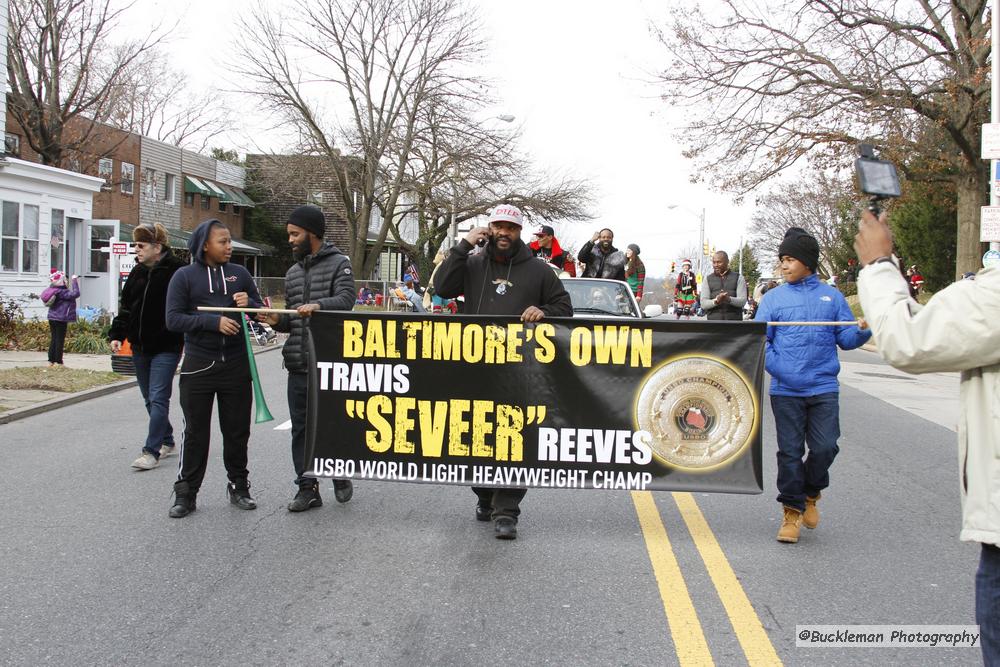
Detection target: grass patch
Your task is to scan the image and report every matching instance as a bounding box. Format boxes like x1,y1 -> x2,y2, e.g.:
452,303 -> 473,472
0,366 -> 125,393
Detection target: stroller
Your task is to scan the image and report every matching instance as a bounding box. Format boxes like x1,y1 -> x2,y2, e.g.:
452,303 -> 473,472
245,315 -> 277,345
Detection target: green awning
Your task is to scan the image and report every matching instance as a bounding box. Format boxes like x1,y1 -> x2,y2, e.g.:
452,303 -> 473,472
184,176 -> 212,197
233,189 -> 256,208
203,180 -> 229,201
216,185 -> 242,206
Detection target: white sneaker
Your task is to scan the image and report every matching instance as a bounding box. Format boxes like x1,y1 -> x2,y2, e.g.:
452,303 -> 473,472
159,445 -> 176,458
131,453 -> 159,470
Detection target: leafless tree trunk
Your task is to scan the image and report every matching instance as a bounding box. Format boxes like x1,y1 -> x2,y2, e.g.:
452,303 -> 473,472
234,0 -> 486,277
655,0 -> 990,277
6,0 -> 170,167
235,0 -> 594,278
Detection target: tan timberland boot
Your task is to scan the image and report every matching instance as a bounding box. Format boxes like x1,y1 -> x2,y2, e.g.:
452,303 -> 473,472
777,506 -> 803,543
803,493 -> 821,529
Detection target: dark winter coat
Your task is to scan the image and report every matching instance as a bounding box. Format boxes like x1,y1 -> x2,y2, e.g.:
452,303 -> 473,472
42,279 -> 80,322
434,239 -> 573,317
274,243 -> 356,372
578,240 -> 626,281
165,219 -> 263,361
109,251 -> 186,355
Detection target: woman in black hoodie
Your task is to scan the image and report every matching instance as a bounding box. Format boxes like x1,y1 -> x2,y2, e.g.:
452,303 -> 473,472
109,223 -> 186,471
165,219 -> 263,518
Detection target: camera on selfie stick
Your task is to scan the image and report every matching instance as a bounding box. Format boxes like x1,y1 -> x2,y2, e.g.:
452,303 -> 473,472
854,143 -> 901,216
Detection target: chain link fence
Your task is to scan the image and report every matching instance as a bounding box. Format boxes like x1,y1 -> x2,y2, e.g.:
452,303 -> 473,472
255,277 -> 418,312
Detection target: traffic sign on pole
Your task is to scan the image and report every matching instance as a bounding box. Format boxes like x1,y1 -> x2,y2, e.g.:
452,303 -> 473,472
981,207 -> 1000,242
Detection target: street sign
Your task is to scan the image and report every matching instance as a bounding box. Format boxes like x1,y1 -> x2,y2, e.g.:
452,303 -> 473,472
982,207 -> 1000,242
983,123 -> 1000,159
111,241 -> 130,255
984,249 -> 1000,268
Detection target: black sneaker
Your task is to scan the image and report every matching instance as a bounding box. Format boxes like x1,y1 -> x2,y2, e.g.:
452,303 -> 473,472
227,480 -> 257,510
169,483 -> 197,518
332,479 -> 353,504
475,501 -> 492,522
288,484 -> 322,512
494,516 -> 517,540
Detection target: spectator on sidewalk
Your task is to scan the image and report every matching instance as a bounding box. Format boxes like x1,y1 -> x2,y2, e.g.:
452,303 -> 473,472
165,219 -> 264,519
40,271 -> 80,367
855,210 -> 1000,664
109,223 -> 186,471
754,227 -> 870,544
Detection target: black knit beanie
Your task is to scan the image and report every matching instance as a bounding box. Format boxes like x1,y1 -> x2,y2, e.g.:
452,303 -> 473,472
288,205 -> 326,239
628,243 -> 640,255
778,227 -> 819,272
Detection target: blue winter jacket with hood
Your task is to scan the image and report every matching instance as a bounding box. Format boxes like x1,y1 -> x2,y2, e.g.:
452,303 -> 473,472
753,273 -> 871,396
165,219 -> 263,361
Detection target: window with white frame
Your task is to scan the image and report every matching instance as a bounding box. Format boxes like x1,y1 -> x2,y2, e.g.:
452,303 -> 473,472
121,162 -> 135,195
143,168 -> 157,201
98,158 -> 113,190
4,133 -> 20,157
0,201 -> 40,273
89,225 -> 113,273
164,173 -> 176,204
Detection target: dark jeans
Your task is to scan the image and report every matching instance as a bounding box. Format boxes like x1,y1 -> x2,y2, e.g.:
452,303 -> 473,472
288,372 -> 348,489
977,543 -> 1000,665
176,355 -> 252,492
48,320 -> 68,364
288,372 -> 311,487
771,393 -> 840,512
473,487 -> 527,520
133,351 -> 180,458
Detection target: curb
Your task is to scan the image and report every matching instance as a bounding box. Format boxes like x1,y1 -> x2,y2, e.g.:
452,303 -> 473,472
0,344 -> 282,425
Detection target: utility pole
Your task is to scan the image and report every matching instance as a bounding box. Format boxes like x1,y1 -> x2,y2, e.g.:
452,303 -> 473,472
992,1 -> 999,253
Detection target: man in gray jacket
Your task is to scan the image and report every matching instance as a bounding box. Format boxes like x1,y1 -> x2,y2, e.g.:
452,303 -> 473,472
261,205 -> 357,511
700,250 -> 747,320
855,210 -> 1000,664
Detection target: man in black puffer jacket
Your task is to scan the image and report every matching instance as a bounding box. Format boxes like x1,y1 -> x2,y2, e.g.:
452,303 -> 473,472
109,223 -> 186,471
261,206 -> 357,512
434,204 -> 573,540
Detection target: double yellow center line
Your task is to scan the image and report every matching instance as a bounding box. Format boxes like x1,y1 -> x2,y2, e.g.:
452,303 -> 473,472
632,491 -> 782,666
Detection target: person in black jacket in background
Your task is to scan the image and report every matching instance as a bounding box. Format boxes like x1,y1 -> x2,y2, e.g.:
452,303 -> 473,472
434,204 -> 573,540
259,206 -> 358,512
109,223 -> 186,471
165,219 -> 264,518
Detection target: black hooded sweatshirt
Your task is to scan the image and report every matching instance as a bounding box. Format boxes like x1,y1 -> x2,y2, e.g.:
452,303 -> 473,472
434,238 -> 572,317
109,249 -> 186,355
165,219 -> 263,361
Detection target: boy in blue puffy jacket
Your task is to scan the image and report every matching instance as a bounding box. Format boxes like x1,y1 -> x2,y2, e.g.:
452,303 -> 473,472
754,227 -> 871,544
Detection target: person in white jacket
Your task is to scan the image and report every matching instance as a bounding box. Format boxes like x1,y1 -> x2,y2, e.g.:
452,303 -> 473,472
855,210 -> 1000,665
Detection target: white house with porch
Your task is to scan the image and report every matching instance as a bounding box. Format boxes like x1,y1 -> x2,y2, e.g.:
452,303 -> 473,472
0,158 -> 109,319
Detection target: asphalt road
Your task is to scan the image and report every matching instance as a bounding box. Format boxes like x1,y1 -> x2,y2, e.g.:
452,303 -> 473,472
0,346 -> 982,666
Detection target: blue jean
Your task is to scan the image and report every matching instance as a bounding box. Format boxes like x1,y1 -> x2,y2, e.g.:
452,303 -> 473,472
770,393 -> 840,512
133,351 -> 180,458
977,543 -> 1000,665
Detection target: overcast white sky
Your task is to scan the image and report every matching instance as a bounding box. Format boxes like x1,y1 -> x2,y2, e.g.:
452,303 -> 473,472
131,0 -> 757,278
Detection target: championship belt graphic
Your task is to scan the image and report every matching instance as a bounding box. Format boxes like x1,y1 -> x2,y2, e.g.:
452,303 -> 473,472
635,355 -> 757,471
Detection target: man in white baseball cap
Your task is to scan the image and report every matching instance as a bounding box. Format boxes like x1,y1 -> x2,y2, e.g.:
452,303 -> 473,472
433,203 -> 572,540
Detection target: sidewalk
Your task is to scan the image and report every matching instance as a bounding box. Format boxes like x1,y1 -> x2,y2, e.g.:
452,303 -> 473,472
0,342 -> 282,424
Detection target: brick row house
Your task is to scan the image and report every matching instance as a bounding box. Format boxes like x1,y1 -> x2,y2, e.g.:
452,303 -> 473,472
1,101 -> 263,317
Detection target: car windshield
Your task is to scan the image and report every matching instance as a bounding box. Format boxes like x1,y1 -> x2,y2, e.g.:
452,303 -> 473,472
563,280 -> 638,317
